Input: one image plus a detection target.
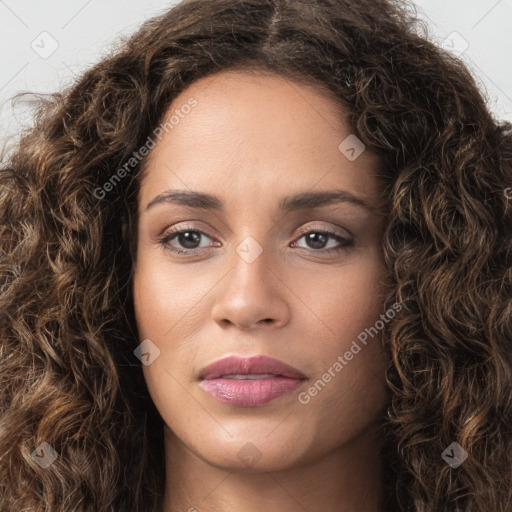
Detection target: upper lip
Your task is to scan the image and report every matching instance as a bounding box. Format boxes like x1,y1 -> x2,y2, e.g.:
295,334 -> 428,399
199,355 -> 307,380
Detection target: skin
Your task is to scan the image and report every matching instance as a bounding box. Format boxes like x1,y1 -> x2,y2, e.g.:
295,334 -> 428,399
133,69 -> 391,512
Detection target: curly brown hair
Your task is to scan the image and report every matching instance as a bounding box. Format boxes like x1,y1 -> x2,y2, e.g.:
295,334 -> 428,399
1,0 -> 511,510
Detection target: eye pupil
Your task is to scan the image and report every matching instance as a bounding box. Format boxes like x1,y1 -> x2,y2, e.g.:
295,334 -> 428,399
178,231 -> 201,248
306,232 -> 327,249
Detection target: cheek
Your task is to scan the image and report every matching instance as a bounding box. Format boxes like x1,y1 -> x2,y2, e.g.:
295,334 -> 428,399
132,254 -> 207,395
293,249 -> 386,346
132,258 -> 198,431
132,253 -> 205,341
293,253 -> 388,424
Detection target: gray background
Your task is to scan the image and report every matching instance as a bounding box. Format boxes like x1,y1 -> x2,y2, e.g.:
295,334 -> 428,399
1,0 -> 511,144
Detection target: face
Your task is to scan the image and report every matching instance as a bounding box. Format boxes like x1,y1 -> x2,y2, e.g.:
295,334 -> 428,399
133,69 -> 390,472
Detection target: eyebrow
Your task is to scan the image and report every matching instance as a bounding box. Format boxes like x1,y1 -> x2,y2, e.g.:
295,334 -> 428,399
145,189 -> 377,214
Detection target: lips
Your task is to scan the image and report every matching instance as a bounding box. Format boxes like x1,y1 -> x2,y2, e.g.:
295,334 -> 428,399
199,355 -> 307,381
198,355 -> 308,406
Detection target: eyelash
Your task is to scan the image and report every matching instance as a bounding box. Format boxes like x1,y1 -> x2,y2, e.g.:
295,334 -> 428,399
157,225 -> 355,256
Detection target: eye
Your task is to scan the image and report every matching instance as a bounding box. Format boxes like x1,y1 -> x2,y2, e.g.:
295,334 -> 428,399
292,229 -> 354,254
158,227 -> 217,255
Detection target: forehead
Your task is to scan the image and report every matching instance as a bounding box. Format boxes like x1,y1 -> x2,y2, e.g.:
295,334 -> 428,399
138,69 -> 382,209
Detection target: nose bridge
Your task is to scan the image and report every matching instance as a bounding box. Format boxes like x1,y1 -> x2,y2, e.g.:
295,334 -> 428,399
211,232 -> 289,329
229,233 -> 274,297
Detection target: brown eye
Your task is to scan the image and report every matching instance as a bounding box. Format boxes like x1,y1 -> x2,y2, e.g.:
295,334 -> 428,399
159,228 -> 216,254
293,230 -> 354,253
171,231 -> 202,249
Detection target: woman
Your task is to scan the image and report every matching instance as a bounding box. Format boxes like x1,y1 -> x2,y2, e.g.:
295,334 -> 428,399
1,0 -> 511,510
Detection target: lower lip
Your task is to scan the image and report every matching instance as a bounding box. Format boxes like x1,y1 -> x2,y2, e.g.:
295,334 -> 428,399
200,377 -> 305,406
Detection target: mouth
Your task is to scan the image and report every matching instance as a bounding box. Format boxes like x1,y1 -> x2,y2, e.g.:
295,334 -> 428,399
199,355 -> 307,406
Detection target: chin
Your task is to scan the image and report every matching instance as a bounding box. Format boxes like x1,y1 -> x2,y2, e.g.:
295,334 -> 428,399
185,426 -> 318,473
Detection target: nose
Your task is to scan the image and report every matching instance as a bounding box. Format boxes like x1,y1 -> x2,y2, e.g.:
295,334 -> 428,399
211,243 -> 291,331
